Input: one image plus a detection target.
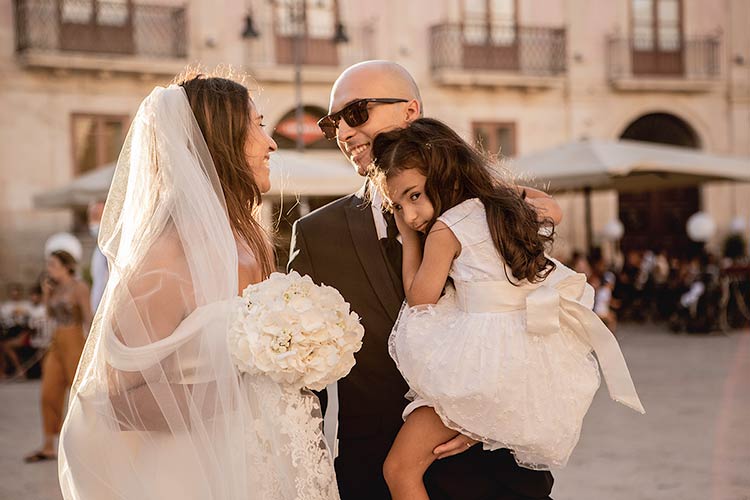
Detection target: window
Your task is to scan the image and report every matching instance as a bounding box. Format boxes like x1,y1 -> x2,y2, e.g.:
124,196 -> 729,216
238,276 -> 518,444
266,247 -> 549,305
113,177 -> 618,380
59,0 -> 134,54
274,0 -> 339,37
461,0 -> 519,70
462,0 -> 516,24
273,0 -> 342,65
633,0 -> 681,50
71,114 -> 128,174
462,0 -> 516,43
472,122 -> 516,157
69,113 -> 127,232
631,0 -> 683,75
61,0 -> 132,26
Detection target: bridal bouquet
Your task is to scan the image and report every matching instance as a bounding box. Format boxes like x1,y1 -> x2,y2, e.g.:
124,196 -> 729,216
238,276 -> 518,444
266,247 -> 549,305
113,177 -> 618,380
228,271 -> 364,391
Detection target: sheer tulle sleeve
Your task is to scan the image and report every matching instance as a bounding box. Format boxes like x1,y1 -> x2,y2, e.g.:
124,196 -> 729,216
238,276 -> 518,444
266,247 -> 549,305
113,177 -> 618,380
103,236 -> 223,433
60,231 -> 250,500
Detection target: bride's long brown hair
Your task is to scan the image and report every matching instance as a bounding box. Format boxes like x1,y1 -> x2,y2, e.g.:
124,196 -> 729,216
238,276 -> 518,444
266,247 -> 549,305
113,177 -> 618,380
175,70 -> 275,278
371,118 -> 555,284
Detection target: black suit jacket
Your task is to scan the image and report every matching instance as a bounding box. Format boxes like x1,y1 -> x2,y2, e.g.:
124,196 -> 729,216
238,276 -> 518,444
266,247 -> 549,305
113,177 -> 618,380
288,192 -> 554,500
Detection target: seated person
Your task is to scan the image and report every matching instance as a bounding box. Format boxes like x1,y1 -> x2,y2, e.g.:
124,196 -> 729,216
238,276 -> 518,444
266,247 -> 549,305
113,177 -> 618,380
0,284 -> 32,377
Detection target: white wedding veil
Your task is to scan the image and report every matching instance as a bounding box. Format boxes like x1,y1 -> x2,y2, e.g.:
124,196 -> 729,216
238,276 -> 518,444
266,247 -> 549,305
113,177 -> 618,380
58,85 -> 338,500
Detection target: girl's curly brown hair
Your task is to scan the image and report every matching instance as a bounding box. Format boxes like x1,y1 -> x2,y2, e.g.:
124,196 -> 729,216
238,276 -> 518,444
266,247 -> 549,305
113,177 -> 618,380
370,118 -> 555,284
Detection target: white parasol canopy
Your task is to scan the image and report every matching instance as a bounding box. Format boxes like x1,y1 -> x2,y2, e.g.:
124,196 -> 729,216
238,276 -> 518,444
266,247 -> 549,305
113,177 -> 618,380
33,150 -> 362,208
510,139 -> 750,191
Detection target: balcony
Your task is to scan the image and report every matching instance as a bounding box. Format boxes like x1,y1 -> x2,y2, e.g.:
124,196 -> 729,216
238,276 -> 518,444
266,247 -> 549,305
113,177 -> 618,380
14,0 -> 187,75
244,20 -> 374,84
607,36 -> 721,92
430,22 -> 566,89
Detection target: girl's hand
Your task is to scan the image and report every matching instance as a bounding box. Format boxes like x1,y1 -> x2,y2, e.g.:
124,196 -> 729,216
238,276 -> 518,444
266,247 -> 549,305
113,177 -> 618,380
393,209 -> 419,242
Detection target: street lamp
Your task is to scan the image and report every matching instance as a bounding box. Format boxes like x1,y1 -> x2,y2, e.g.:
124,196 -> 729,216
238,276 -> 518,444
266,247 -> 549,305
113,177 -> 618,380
285,0 -> 348,151
289,0 -> 305,152
241,14 -> 260,39
333,22 -> 348,43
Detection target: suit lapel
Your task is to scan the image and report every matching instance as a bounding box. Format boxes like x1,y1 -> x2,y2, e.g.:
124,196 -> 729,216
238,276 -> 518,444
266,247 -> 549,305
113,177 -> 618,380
345,195 -> 404,323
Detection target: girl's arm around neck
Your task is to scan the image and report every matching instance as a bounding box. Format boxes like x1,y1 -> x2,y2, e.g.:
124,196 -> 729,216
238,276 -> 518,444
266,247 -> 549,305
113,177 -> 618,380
402,220 -> 461,307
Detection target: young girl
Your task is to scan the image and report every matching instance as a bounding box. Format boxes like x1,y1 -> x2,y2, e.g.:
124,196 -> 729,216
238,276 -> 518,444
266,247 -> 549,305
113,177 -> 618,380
369,118 -> 645,500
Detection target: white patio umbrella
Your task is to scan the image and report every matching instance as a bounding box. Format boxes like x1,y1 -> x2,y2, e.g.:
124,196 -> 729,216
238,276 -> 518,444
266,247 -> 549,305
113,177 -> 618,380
510,139 -> 750,191
510,139 -> 750,250
269,150 -> 363,196
33,164 -> 116,208
33,150 -> 361,209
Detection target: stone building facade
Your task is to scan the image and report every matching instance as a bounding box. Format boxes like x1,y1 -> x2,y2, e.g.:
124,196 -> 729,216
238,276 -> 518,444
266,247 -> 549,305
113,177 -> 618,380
1,0 -> 748,289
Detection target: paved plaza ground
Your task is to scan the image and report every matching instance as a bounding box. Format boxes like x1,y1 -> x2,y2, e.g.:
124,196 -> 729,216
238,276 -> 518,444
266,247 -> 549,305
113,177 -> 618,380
1,324 -> 749,500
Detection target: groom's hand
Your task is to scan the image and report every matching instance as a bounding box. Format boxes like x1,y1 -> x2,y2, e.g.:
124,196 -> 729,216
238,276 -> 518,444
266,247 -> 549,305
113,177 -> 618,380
433,434 -> 479,460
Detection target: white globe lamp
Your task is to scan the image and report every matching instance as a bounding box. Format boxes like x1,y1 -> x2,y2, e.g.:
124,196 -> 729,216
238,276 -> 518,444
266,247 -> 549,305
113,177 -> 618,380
729,216 -> 746,234
602,219 -> 625,241
686,212 -> 717,243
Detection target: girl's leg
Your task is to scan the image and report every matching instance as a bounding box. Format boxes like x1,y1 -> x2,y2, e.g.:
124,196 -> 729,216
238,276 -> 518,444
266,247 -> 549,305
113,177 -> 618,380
383,406 -> 459,500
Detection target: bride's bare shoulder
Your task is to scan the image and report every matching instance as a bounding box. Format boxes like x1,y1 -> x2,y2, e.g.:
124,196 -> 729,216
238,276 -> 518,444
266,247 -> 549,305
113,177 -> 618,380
236,238 -> 264,289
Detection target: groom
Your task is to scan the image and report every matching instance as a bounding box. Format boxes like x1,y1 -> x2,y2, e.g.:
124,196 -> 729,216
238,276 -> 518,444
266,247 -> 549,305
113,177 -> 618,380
289,61 -> 559,500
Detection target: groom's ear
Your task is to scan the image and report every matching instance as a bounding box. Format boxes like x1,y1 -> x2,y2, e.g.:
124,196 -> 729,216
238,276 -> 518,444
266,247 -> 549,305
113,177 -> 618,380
404,99 -> 421,123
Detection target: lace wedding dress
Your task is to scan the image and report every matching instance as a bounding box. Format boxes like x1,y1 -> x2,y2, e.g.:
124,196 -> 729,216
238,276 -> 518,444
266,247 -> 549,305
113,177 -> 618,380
57,85 -> 338,499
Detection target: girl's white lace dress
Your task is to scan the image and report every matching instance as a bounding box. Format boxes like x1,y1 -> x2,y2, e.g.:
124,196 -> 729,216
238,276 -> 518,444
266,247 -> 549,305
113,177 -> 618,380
391,198 -> 644,470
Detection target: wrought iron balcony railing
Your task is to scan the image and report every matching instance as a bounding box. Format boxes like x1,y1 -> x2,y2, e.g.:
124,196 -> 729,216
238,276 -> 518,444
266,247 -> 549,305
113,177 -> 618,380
607,36 -> 720,80
430,22 -> 566,76
14,0 -> 187,59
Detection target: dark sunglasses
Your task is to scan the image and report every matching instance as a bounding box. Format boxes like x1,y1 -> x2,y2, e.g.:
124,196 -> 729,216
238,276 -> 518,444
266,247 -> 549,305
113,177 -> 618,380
317,98 -> 409,140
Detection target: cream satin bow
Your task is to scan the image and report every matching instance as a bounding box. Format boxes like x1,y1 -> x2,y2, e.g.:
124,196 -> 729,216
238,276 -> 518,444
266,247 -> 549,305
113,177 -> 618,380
526,274 -> 645,414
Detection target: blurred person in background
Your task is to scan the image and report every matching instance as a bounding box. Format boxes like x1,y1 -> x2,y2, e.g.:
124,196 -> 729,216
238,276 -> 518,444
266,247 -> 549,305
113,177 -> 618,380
669,253 -> 722,333
591,256 -> 619,333
88,200 -> 109,314
651,248 -> 671,321
614,250 -> 642,321
28,284 -> 52,350
0,283 -> 32,377
570,250 -> 592,278
592,271 -> 618,333
24,250 -> 91,463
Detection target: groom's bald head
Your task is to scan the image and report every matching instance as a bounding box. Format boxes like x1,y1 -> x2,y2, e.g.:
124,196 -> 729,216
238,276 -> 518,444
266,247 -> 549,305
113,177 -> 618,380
329,61 -> 422,115
329,61 -> 423,175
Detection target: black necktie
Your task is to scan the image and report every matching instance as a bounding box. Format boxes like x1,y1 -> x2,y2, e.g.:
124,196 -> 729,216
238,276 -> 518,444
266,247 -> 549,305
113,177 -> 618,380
380,211 -> 403,280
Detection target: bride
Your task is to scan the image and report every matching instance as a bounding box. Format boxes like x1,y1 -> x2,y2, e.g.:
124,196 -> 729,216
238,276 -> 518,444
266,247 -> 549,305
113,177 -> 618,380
58,73 -> 339,499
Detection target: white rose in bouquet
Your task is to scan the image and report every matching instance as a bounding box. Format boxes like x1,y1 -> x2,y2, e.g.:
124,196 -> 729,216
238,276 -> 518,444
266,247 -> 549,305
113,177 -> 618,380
228,271 -> 364,391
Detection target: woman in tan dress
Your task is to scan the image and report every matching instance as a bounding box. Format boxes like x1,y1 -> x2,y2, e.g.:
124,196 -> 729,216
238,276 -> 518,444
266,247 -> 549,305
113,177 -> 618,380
25,250 -> 91,462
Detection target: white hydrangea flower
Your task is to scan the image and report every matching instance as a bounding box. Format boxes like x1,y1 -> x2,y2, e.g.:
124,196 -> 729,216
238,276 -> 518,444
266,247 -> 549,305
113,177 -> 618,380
228,271 -> 364,391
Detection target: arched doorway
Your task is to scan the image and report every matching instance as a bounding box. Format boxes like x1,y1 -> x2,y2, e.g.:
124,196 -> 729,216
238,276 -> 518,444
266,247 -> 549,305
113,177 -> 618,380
620,113 -> 700,148
618,113 -> 701,256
